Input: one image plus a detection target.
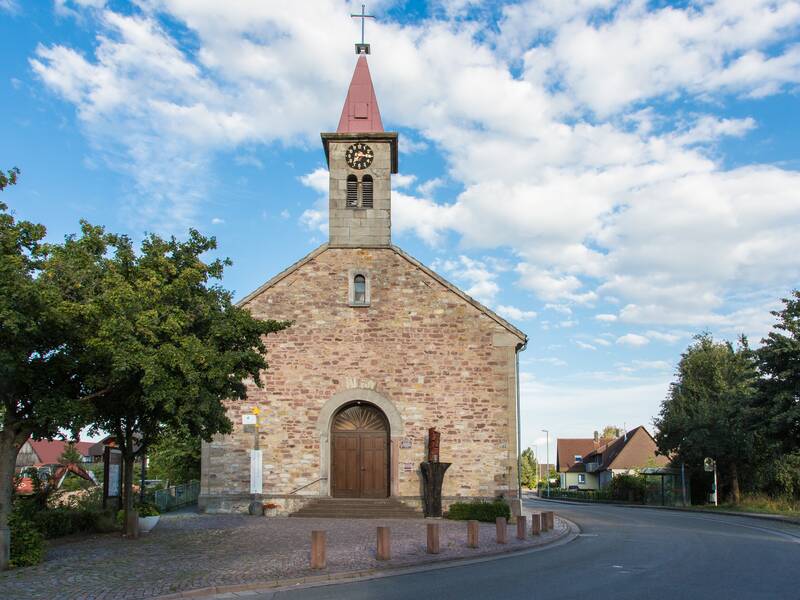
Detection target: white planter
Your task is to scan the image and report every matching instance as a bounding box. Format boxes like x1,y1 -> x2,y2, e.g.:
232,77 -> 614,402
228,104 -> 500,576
265,508 -> 278,517
139,515 -> 160,533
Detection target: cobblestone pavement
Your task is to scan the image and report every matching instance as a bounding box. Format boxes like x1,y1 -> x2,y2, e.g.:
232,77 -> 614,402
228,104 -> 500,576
0,510 -> 567,600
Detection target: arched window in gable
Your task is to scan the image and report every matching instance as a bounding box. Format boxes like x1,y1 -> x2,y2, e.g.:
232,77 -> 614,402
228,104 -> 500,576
362,175 -> 373,208
353,274 -> 366,304
346,174 -> 358,207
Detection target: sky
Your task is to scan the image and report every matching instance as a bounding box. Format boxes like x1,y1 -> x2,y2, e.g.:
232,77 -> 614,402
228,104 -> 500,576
2,0 -> 799,461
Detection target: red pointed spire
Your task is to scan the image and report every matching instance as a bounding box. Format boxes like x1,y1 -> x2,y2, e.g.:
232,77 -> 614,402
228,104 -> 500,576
337,54 -> 384,133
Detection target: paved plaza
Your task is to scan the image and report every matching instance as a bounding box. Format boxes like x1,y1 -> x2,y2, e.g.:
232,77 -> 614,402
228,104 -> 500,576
0,510 -> 568,600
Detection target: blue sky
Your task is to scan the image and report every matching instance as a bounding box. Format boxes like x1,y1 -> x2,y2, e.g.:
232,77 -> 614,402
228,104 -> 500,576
2,0 -> 800,461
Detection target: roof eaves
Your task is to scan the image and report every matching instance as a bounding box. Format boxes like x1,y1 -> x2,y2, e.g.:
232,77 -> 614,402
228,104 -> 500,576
390,245 -> 528,344
236,244 -> 329,308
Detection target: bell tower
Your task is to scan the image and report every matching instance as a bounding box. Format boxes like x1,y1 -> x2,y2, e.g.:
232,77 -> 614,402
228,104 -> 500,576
321,52 -> 398,248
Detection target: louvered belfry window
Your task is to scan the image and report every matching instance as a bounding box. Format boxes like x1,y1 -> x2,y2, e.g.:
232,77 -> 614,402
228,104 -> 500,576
346,174 -> 358,207
353,274 -> 366,304
362,175 -> 373,208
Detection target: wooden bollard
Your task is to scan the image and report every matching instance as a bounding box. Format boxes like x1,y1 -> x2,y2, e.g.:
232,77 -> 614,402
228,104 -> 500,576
531,513 -> 542,536
495,517 -> 507,544
467,520 -> 479,548
546,511 -> 555,530
311,530 -> 326,569
427,523 -> 440,554
516,515 -> 527,540
377,526 -> 391,560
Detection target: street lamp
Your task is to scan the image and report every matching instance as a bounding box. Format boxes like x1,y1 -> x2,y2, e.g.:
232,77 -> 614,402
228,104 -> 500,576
541,429 -> 550,499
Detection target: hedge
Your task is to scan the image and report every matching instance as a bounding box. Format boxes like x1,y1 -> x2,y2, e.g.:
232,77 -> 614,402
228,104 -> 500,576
32,507 -> 118,539
9,513 -> 44,568
446,499 -> 511,522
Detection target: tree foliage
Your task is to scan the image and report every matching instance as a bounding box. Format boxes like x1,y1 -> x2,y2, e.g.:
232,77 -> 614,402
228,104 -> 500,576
519,447 -> 538,489
59,443 -> 83,466
0,167 -> 20,192
757,291 -> 800,452
147,428 -> 201,485
54,225 -> 290,531
654,333 -> 759,502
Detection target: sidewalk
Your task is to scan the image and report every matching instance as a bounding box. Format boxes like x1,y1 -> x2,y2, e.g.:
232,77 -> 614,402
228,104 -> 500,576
0,510 -> 573,600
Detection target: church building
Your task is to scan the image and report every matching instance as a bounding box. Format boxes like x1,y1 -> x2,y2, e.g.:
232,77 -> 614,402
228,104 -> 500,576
199,48 -> 527,516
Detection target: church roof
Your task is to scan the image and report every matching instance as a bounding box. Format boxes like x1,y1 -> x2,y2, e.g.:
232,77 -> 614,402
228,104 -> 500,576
337,54 -> 384,133
237,244 -> 527,344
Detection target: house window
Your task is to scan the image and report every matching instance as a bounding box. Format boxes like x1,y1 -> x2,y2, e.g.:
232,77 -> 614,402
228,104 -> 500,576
578,473 -> 586,484
574,455 -> 583,463
348,270 -> 370,306
346,174 -> 358,207
362,175 -> 373,208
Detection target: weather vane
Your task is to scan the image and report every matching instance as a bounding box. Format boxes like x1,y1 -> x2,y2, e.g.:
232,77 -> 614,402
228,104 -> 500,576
351,3 -> 375,55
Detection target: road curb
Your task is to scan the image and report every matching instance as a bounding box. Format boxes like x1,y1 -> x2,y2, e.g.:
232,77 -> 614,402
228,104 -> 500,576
530,496 -> 800,526
151,517 -> 580,599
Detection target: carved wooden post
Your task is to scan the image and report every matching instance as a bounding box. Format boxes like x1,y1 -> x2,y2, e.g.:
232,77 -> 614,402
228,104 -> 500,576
467,520 -> 479,548
311,530 -> 326,569
531,513 -> 542,536
427,523 -> 440,554
495,517 -> 507,544
543,511 -> 554,531
516,515 -> 527,540
377,526 -> 391,560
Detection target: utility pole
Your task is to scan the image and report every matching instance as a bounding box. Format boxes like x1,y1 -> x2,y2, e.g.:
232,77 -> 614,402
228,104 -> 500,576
541,429 -> 550,499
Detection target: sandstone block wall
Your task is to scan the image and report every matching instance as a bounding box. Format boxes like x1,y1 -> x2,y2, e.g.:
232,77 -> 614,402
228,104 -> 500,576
200,247 -> 524,512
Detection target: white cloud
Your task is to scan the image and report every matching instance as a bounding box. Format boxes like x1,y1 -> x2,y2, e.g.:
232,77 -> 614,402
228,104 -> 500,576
575,340 -> 596,350
434,255 -> 499,305
393,173 -> 417,189
645,330 -> 684,344
211,217 -> 224,225
417,177 -> 444,196
496,304 -> 537,322
595,313 -> 618,322
235,154 -> 263,169
616,333 -> 650,347
28,0 -> 800,339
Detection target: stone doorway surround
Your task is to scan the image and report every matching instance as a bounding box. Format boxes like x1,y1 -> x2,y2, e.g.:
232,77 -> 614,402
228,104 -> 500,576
317,387 -> 404,497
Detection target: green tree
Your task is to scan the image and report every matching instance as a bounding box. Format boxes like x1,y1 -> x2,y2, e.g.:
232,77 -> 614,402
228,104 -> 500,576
519,447 -> 538,489
654,333 -> 759,503
0,184 -> 103,569
601,425 -> 622,440
0,168 -> 19,192
147,428 -> 201,486
65,226 -> 289,535
58,442 -> 82,466
757,290 -> 800,454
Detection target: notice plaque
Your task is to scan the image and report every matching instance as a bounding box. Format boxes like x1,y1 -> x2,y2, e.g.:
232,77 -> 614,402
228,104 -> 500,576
400,438 -> 412,449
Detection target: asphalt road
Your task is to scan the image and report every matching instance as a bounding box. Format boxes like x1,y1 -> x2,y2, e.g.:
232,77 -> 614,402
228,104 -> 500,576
259,498 -> 800,600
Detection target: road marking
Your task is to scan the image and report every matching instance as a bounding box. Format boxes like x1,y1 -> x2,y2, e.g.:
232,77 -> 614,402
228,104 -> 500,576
578,534 -> 598,537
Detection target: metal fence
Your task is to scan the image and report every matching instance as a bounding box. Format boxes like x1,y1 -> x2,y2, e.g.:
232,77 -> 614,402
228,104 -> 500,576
150,480 -> 200,512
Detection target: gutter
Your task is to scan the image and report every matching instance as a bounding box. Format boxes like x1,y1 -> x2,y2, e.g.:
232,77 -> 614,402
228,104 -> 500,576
515,339 -> 528,500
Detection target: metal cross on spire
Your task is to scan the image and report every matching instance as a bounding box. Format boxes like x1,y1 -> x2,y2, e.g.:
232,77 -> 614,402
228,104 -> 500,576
351,3 -> 375,54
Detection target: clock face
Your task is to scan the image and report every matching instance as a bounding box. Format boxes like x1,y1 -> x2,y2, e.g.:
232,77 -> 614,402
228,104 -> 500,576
345,143 -> 374,170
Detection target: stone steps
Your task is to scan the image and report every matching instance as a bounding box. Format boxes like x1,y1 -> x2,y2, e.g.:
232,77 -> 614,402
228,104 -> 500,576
290,497 -> 423,519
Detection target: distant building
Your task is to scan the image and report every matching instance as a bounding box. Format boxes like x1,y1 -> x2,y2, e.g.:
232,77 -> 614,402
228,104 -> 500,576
556,427 -> 669,490
15,439 -> 93,469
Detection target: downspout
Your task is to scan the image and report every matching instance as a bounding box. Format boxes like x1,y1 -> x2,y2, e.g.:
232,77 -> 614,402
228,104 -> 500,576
515,339 -> 528,499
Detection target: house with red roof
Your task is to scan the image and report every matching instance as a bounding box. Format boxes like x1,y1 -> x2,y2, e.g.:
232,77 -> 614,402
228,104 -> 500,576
557,426 -> 669,490
15,439 -> 94,469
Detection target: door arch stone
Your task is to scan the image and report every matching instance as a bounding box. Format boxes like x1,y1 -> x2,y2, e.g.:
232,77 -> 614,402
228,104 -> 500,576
318,388 -> 403,497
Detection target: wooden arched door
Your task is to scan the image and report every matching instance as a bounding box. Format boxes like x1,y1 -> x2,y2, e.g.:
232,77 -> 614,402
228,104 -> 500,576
331,403 -> 389,498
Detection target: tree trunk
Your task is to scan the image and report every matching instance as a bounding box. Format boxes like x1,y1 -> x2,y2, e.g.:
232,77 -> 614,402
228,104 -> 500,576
729,461 -> 741,504
0,425 -> 28,570
122,452 -> 138,539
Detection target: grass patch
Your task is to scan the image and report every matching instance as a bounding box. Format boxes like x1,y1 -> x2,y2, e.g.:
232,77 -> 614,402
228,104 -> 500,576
698,494 -> 800,518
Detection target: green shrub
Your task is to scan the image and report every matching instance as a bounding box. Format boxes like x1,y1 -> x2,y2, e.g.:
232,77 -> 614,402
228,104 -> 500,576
446,499 -> 511,522
609,473 -> 646,502
31,506 -> 118,539
9,514 -> 44,568
137,502 -> 160,517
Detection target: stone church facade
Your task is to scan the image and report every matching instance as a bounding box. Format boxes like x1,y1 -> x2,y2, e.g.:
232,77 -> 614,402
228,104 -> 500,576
199,52 -> 527,515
